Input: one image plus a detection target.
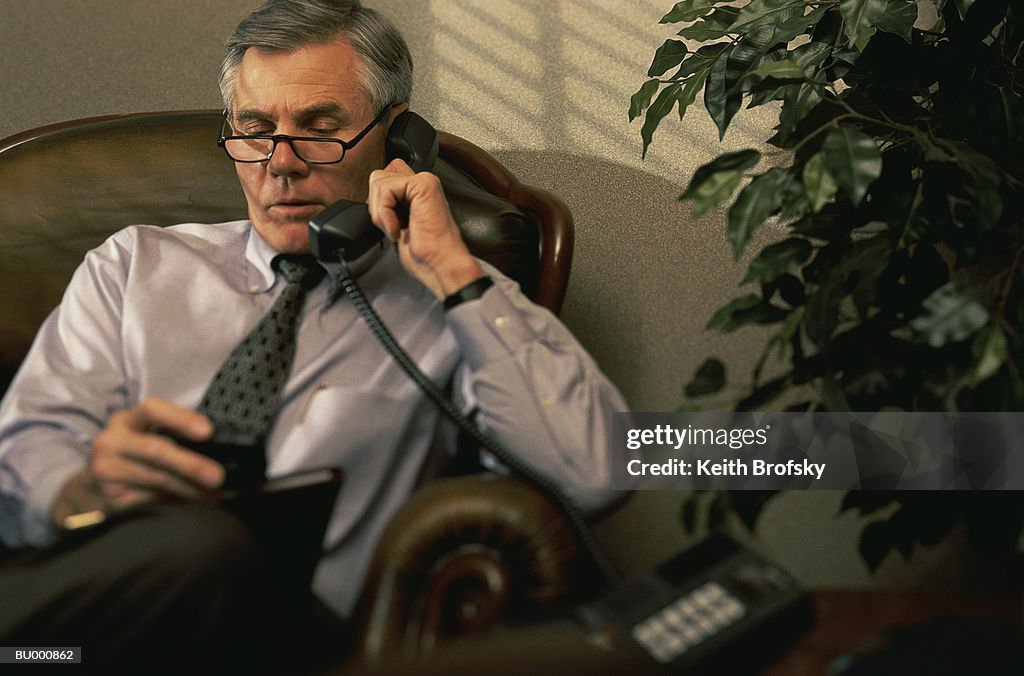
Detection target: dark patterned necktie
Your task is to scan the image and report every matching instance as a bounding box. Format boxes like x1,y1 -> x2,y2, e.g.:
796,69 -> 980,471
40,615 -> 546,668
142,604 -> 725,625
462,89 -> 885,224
198,255 -> 325,443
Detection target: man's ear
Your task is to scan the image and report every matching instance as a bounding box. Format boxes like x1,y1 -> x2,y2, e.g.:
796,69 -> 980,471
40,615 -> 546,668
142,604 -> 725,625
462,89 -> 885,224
387,102 -> 410,127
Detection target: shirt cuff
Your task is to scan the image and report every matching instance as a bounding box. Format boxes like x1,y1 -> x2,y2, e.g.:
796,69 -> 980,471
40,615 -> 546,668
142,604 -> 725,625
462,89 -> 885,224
444,283 -> 538,371
23,462 -> 82,547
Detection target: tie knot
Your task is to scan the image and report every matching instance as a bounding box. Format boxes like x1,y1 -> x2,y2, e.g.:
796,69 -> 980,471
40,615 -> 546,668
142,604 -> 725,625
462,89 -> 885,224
273,255 -> 325,287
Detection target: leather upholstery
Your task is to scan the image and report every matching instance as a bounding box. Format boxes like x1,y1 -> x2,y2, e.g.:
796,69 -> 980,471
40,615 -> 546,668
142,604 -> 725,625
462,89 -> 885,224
0,112 -> 588,656
0,111 -> 573,388
354,474 -> 594,665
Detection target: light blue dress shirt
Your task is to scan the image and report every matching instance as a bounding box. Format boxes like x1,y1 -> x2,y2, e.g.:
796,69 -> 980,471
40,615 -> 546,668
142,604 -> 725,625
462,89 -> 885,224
0,220 -> 630,616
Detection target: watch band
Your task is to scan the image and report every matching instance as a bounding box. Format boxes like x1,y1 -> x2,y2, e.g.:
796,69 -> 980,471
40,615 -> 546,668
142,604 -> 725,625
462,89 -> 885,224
443,276 -> 494,311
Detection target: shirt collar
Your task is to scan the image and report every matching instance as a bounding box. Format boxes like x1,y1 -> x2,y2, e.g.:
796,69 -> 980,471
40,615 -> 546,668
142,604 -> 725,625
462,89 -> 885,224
242,222 -> 389,295
244,225 -> 280,294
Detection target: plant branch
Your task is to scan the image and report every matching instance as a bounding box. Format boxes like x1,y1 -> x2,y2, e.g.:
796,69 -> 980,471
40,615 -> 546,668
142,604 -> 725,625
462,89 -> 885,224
825,94 -> 918,135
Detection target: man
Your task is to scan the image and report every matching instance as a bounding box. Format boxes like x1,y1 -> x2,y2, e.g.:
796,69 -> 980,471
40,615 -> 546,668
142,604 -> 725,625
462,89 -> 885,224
0,0 -> 628,669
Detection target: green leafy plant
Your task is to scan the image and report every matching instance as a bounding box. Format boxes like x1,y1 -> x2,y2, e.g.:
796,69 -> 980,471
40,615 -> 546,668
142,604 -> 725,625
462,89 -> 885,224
633,0 -> 1023,573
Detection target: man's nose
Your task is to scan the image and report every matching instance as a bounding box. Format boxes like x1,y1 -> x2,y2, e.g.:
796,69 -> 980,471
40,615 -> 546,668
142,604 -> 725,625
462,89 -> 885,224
267,138 -> 310,177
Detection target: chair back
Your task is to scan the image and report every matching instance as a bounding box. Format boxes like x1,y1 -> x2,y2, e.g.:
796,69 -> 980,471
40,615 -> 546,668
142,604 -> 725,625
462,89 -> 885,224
0,111 -> 574,387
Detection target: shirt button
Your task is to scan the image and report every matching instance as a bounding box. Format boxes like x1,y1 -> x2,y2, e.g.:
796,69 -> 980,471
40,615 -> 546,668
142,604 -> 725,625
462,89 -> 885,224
249,285 -> 261,293
494,316 -> 508,328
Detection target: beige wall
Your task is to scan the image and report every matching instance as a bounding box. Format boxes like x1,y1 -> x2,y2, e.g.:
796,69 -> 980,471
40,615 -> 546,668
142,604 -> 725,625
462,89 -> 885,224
1,1 -> 982,591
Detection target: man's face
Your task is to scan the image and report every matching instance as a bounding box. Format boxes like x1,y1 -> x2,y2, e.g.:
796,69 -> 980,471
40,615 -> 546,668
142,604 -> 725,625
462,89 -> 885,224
230,38 -> 391,253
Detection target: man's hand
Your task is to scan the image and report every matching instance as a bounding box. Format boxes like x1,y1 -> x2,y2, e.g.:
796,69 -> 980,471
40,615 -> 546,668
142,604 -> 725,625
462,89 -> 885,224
52,397 -> 224,528
367,158 -> 485,299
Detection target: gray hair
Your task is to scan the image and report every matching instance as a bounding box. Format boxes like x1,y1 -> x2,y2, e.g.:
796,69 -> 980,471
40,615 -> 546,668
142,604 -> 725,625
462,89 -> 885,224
219,0 -> 413,115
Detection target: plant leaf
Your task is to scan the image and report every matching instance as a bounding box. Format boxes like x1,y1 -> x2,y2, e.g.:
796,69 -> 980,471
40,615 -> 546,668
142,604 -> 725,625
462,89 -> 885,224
946,141 -> 1004,230
820,375 -> 850,411
821,128 -> 883,206
953,0 -> 977,20
875,0 -> 919,43
845,236 -> 891,318
769,3 -> 833,46
748,39 -> 831,107
971,325 -> 1007,386
859,520 -> 896,571
746,57 -> 808,81
670,57 -> 710,82
727,168 -> 792,258
742,237 -> 813,284
801,152 -> 838,212
729,491 -> 779,532
708,493 -> 729,530
704,45 -> 742,139
689,171 -> 746,218
628,79 -> 660,122
911,282 -> 990,348
678,68 -> 710,120
840,0 -> 887,50
681,149 -> 762,199
641,83 -> 681,158
773,83 -> 824,148
681,148 -> 761,216
677,6 -> 740,40
661,0 -> 718,24
804,277 -> 843,347
648,40 -> 689,77
732,0 -> 805,32
685,358 -> 727,397
736,373 -> 790,410
840,491 -> 897,516
707,293 -> 788,332
680,497 -> 700,533
896,182 -> 929,247
725,25 -> 778,95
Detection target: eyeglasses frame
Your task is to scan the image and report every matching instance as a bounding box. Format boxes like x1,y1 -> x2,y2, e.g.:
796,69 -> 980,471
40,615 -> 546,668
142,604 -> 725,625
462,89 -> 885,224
217,103 -> 395,165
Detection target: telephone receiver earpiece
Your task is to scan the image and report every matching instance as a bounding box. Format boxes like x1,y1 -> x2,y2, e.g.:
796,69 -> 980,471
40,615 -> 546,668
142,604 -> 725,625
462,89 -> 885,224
386,109 -> 439,174
309,110 -> 438,262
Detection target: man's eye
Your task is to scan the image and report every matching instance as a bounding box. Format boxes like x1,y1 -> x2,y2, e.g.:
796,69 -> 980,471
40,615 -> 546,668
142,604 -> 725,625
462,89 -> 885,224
310,128 -> 340,137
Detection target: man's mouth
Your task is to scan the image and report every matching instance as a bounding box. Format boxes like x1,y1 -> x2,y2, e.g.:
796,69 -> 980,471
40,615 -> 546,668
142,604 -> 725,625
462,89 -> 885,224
269,200 -> 323,218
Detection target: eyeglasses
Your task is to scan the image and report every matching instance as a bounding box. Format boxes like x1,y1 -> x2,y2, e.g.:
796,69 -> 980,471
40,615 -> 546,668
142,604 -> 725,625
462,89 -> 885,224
217,103 -> 394,164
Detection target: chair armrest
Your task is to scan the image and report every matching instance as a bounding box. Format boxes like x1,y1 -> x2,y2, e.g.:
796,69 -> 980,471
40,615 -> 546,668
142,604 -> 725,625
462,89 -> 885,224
353,473 -> 591,665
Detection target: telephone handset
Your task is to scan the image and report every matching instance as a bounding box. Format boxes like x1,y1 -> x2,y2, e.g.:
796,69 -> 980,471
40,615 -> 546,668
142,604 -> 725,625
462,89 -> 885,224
308,109 -> 439,262
312,115 -> 810,672
308,112 -> 623,587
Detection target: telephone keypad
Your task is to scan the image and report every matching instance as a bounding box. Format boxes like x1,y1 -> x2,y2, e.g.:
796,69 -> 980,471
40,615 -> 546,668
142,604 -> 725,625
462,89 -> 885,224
630,581 -> 748,663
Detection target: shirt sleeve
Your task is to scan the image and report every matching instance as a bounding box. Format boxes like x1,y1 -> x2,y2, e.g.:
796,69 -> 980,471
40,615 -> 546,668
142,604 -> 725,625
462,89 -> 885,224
444,266 -> 634,512
0,231 -> 134,547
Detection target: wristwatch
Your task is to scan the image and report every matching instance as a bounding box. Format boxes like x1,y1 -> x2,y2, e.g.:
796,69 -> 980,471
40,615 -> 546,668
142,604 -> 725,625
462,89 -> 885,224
444,276 -> 494,311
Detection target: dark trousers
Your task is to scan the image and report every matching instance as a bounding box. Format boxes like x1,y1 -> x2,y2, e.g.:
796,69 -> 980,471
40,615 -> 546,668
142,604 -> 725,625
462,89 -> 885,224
0,502 -> 351,674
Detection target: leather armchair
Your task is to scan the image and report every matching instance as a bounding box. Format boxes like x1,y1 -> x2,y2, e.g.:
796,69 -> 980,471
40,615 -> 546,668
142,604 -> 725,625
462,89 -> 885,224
0,112 -> 595,655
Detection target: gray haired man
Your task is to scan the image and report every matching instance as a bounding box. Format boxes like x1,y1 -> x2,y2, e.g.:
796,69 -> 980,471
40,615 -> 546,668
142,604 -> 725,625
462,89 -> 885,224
0,1 -> 628,671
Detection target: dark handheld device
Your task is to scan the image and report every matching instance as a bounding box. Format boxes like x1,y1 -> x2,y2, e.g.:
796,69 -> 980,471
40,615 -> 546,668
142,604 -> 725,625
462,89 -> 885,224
309,109 -> 438,262
170,430 -> 265,493
578,534 -> 813,673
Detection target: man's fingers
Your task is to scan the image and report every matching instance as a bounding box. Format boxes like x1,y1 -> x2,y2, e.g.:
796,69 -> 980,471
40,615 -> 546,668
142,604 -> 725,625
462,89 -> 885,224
58,398 -> 221,527
367,169 -> 407,240
384,157 -> 415,176
122,396 -> 213,441
367,168 -> 450,238
93,397 -> 224,495
126,433 -> 224,490
99,484 -> 160,512
92,430 -> 223,492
